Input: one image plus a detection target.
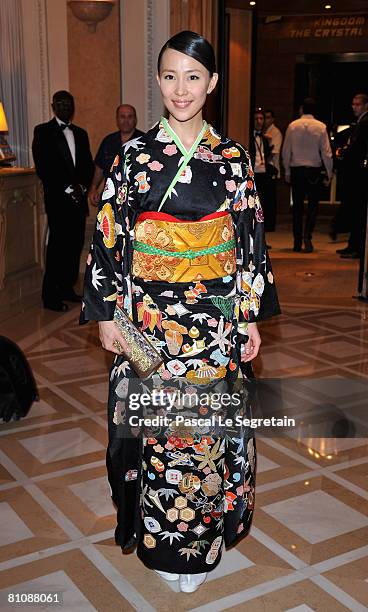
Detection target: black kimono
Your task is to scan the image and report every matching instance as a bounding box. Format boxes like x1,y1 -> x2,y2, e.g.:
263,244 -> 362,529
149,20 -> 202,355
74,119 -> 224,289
81,119 -> 280,573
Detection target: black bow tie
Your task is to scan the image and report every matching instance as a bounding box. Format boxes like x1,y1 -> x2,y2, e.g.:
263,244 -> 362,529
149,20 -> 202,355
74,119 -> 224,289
255,131 -> 263,137
60,122 -> 72,131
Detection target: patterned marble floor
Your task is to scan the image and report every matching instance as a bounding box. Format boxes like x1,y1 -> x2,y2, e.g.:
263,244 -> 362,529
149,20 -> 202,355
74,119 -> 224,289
0,225 -> 368,611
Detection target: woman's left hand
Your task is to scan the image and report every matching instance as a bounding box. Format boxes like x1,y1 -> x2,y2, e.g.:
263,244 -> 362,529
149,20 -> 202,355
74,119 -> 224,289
241,322 -> 261,362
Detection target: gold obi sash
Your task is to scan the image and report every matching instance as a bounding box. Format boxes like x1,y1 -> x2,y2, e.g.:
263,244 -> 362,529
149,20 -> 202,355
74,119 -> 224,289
132,211 -> 236,282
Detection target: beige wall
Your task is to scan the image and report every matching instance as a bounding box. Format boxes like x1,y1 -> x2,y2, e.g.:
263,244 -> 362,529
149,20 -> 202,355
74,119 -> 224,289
67,1 -> 122,156
120,0 -> 147,130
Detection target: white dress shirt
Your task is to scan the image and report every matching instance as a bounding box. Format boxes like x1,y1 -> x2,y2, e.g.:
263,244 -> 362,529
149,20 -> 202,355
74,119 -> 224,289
265,123 -> 283,176
55,116 -> 76,166
282,114 -> 333,179
254,132 -> 266,173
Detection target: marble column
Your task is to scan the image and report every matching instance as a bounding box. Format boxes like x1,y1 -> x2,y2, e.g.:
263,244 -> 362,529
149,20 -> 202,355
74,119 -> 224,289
120,0 -> 170,131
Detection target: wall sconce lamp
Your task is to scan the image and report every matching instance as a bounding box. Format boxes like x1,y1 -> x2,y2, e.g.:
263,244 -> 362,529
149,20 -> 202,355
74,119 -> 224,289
0,102 -> 16,166
68,0 -> 115,33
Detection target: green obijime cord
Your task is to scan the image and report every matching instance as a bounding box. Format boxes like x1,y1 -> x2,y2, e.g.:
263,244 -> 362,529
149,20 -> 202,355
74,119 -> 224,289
133,238 -> 236,260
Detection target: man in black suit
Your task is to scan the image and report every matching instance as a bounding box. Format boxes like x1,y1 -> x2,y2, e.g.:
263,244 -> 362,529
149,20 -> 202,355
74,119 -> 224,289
337,93 -> 368,262
32,91 -> 94,311
249,108 -> 274,247
329,124 -> 354,241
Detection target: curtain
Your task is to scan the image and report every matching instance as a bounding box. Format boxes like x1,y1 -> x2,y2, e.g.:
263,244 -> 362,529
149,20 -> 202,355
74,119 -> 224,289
170,0 -> 217,47
0,0 -> 29,166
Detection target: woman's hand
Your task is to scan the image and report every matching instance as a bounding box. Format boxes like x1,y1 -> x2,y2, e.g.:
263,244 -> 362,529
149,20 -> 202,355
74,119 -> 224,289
241,322 -> 261,362
98,320 -> 131,356
88,186 -> 99,208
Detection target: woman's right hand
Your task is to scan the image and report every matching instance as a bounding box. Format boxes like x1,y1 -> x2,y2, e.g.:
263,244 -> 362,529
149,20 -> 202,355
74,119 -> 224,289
98,320 -> 131,356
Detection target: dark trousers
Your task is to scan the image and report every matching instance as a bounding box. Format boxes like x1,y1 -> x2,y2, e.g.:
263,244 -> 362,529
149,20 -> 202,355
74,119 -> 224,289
331,197 -> 351,236
358,225 -> 367,294
331,169 -> 351,236
42,196 -> 86,305
348,200 -> 367,255
291,166 -> 322,243
267,176 -> 278,232
352,172 -> 368,293
347,173 -> 368,255
351,193 -> 368,293
255,172 -> 275,232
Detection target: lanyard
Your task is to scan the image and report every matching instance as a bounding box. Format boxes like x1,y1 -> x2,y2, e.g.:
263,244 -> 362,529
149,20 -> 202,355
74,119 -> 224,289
254,134 -> 264,163
158,117 -> 208,212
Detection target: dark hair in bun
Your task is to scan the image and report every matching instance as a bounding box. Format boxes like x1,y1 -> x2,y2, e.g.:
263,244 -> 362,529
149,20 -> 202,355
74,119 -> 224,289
157,30 -> 216,76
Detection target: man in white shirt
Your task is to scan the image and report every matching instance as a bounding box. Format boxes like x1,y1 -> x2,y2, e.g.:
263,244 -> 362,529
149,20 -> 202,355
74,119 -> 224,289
282,98 -> 333,252
264,110 -> 283,176
264,109 -> 283,231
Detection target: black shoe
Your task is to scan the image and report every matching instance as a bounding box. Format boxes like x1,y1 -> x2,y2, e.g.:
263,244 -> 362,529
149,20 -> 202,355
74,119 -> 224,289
336,247 -> 352,255
43,301 -> 69,312
293,242 -> 302,252
304,239 -> 313,253
62,292 -> 82,303
340,251 -> 360,259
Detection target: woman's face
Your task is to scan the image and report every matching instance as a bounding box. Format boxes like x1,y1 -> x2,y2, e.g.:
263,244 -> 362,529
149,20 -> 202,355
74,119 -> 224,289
157,48 -> 218,123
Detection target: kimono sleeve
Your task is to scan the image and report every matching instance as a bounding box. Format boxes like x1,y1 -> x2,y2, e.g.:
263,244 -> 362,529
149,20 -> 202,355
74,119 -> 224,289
232,148 -> 281,337
80,153 -> 129,323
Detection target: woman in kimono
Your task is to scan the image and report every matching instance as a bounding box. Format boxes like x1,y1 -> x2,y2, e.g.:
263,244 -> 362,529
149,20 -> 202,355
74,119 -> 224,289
81,31 -> 280,593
